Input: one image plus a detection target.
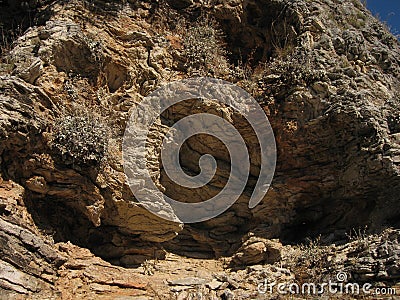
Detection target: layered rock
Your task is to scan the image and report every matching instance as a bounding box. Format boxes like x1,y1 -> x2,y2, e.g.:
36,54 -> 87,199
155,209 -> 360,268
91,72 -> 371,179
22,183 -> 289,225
0,1 -> 183,269
0,0 -> 399,298
0,180 -> 149,299
162,0 -> 400,255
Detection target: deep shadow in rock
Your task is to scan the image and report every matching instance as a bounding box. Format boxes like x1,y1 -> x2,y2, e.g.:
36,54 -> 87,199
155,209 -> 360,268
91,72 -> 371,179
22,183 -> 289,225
215,0 -> 301,65
23,191 -> 163,268
23,192 -> 94,245
0,0 -> 54,56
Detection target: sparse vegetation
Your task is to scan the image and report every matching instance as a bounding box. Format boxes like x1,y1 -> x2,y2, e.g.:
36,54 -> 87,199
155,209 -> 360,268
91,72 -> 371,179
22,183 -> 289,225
83,33 -> 104,66
1,22 -> 23,57
271,18 -> 295,57
182,18 -> 229,76
227,56 -> 264,95
347,11 -> 367,29
0,23 -> 21,75
52,106 -> 109,166
265,51 -> 326,92
141,259 -> 158,276
296,236 -> 332,283
346,226 -> 371,251
0,56 -> 15,75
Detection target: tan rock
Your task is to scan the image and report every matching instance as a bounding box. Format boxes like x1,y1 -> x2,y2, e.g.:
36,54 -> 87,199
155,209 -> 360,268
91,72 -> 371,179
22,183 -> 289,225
231,237 -> 283,266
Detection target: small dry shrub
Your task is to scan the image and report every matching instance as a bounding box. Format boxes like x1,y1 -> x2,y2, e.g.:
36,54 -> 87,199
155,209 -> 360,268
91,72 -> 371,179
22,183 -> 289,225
181,18 -> 229,76
284,236 -> 334,284
346,226 -> 371,252
52,105 -> 109,166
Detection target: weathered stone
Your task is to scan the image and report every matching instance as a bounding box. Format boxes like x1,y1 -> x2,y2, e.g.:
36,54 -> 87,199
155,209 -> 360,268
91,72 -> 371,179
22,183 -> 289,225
169,277 -> 207,286
0,0 -> 400,298
231,237 -> 284,266
207,279 -> 223,290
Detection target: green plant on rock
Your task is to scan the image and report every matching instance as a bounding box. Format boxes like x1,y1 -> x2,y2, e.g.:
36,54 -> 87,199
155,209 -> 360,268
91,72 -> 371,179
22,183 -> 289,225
52,107 -> 109,166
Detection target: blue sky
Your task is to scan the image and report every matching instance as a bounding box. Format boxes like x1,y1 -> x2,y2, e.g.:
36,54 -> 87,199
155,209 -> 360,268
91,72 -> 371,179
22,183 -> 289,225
366,1 -> 400,36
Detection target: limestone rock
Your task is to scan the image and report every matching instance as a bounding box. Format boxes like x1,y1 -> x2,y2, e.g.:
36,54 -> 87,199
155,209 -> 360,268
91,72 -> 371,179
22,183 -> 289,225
169,277 -> 207,286
343,229 -> 400,282
231,237 -> 284,266
0,0 -> 400,298
207,279 -> 223,290
0,7 -> 182,266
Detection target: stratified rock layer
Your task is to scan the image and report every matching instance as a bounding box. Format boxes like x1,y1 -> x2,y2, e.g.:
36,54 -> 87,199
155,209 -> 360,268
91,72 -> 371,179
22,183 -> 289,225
0,0 -> 399,298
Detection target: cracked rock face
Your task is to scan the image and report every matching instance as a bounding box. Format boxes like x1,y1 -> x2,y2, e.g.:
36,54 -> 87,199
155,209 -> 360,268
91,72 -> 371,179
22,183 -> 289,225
0,0 -> 400,298
0,4 -> 183,265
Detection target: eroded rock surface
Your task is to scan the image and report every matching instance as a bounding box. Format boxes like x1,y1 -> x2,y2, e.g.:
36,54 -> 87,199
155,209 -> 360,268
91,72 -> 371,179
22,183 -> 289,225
0,0 -> 399,298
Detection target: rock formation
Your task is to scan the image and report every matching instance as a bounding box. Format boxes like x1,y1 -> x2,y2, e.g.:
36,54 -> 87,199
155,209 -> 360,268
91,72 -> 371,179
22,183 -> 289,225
0,0 -> 399,298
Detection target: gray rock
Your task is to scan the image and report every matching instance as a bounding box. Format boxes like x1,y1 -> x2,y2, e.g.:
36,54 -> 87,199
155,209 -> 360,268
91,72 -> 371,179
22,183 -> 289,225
207,279 -> 223,290
170,285 -> 192,292
169,277 -> 207,286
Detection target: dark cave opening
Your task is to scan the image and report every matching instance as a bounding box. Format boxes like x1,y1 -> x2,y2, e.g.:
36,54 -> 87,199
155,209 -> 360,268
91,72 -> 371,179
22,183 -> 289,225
215,0 -> 301,66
